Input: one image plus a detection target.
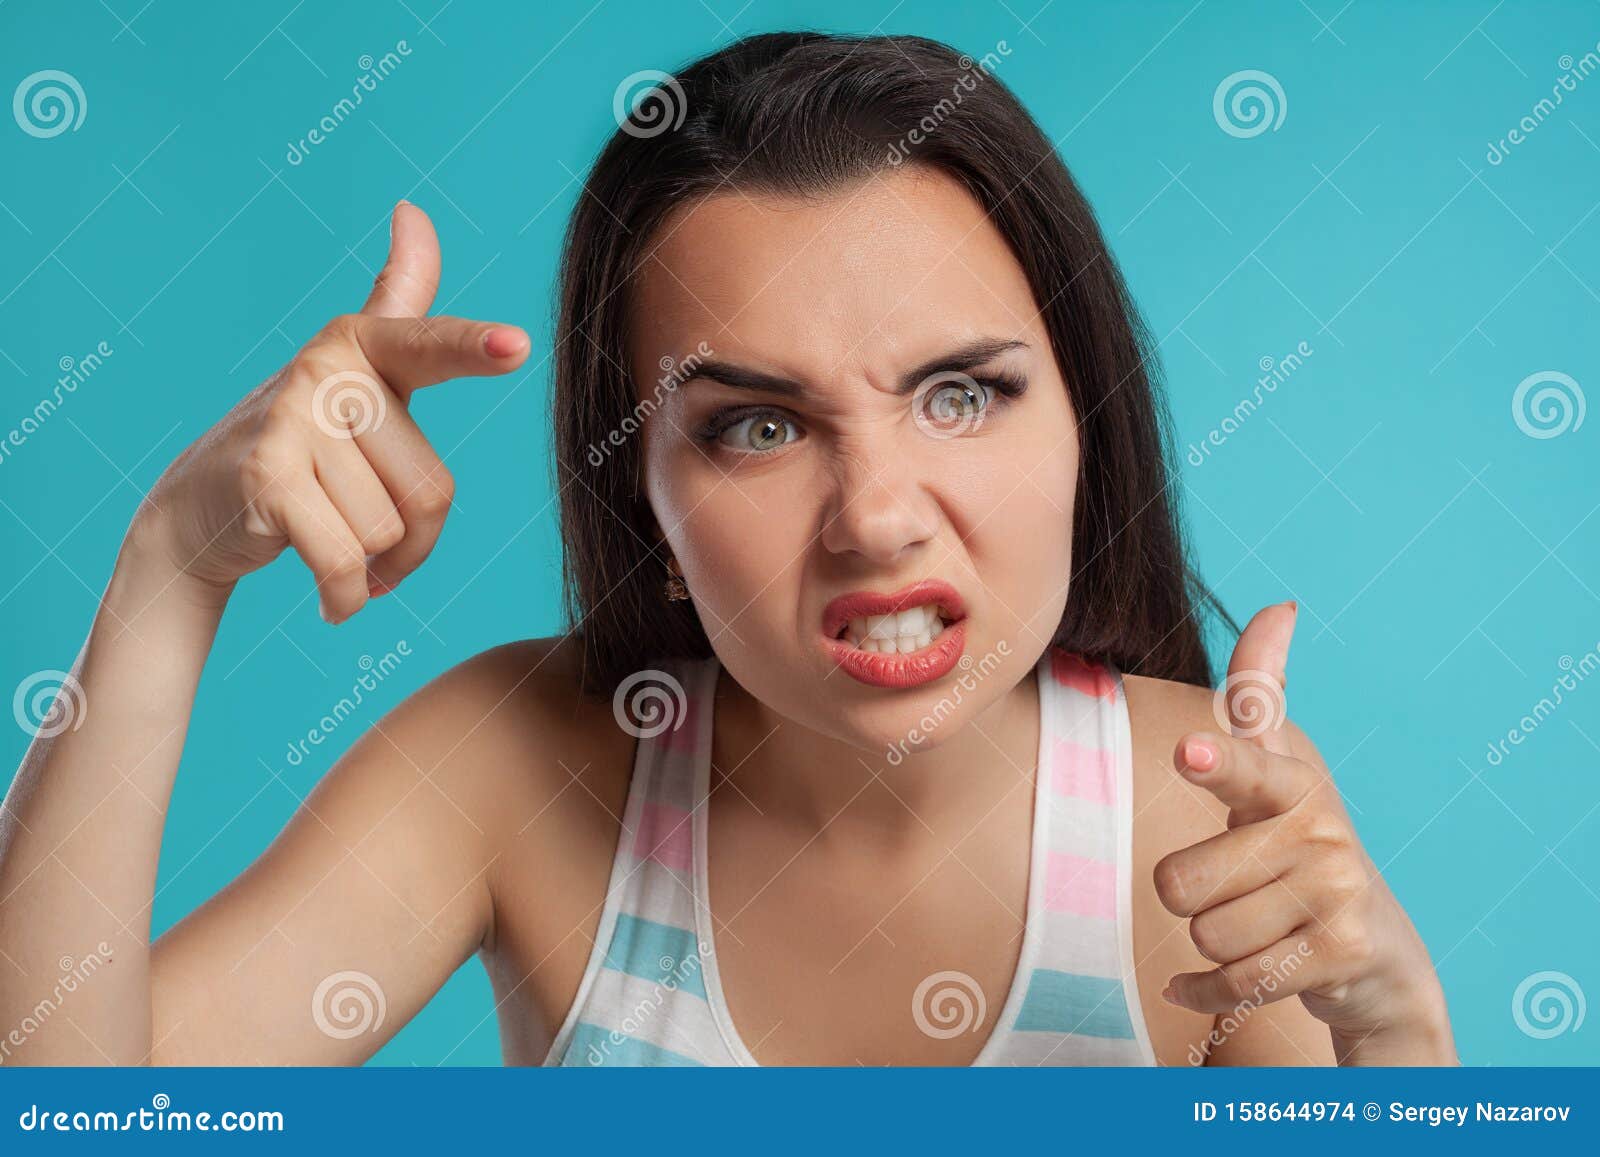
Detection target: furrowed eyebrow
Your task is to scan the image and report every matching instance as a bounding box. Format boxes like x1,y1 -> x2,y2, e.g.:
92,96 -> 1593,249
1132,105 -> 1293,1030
683,338 -> 1030,399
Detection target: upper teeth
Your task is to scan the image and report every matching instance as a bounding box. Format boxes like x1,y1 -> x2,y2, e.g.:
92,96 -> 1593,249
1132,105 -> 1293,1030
843,603 -> 948,652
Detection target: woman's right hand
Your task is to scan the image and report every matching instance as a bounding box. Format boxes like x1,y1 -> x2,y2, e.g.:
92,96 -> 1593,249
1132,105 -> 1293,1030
136,200 -> 530,623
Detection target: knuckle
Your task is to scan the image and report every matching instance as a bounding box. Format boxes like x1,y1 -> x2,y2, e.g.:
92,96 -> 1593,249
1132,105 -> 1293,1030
1321,864 -> 1366,907
457,321 -> 487,359
365,511 -> 406,554
408,468 -> 455,518
325,551 -> 367,585
1296,808 -> 1349,849
1188,914 -> 1228,963
1219,963 -> 1256,1006
1324,916 -> 1375,969
317,313 -> 362,345
373,264 -> 439,302
239,444 -> 290,495
265,386 -> 317,429
1154,853 -> 1202,915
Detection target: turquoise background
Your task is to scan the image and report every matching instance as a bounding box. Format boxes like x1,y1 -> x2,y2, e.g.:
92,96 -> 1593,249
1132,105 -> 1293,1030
2,0 -> 1595,1065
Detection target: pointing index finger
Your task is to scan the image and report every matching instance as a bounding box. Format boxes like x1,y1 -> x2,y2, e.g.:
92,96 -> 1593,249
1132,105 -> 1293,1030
346,313 -> 530,399
1175,730 -> 1315,825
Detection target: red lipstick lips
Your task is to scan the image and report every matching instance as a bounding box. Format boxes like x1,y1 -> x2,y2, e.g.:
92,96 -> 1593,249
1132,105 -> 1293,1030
820,579 -> 969,689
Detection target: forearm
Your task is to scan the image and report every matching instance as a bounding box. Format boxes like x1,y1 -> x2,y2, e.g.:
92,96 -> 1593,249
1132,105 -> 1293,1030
0,518 -> 229,1064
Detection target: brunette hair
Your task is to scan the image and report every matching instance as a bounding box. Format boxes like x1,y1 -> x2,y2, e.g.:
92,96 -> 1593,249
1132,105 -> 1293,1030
553,31 -> 1227,697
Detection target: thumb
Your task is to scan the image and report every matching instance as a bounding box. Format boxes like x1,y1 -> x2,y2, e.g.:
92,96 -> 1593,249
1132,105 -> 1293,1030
361,200 -> 440,318
1217,600 -> 1297,756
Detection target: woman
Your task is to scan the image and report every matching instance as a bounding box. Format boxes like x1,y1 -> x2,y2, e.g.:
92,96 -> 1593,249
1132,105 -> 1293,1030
0,31 -> 1454,1066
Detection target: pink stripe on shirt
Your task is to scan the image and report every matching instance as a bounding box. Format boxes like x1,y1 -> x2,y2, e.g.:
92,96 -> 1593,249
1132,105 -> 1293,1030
1044,851 -> 1117,920
1050,739 -> 1115,805
632,801 -> 693,872
1050,651 -> 1118,701
655,693 -> 702,753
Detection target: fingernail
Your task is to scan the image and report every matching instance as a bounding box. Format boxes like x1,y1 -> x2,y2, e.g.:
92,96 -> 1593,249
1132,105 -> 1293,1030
1162,985 -> 1180,1005
1183,739 -> 1217,772
1285,599 -> 1298,615
368,572 -> 393,597
483,327 -> 526,358
319,602 -> 336,625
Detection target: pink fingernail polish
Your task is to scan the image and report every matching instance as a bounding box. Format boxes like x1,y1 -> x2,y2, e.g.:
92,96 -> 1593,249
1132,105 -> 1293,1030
483,327 -> 526,358
1184,740 -> 1216,771
1162,986 -> 1180,1005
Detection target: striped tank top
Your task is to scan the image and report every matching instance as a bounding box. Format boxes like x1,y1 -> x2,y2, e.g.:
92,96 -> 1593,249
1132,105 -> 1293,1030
542,644 -> 1156,1067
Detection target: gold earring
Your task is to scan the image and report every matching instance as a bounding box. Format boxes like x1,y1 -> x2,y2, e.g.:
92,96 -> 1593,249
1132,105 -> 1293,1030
664,556 -> 690,601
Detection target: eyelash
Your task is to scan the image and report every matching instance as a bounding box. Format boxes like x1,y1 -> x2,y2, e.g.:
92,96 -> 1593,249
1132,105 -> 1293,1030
693,370 -> 1029,454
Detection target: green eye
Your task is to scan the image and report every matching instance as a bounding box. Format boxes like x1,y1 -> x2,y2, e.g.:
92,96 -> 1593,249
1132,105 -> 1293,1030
913,370 -> 1012,439
922,378 -> 990,429
715,411 -> 798,454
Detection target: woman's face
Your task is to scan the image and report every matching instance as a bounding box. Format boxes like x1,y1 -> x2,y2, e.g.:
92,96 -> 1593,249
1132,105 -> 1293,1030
632,165 -> 1080,750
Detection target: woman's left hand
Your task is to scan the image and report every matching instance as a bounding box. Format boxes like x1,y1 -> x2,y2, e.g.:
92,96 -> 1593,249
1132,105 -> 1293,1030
1153,601 -> 1458,1065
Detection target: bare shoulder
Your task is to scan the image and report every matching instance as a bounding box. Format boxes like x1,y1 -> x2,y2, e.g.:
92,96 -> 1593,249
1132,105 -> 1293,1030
429,635 -> 641,1058
1122,672 -> 1324,845
148,633 -> 633,1063
383,634 -> 635,948
1121,672 -> 1230,850
414,631 -> 629,786
436,630 -> 635,832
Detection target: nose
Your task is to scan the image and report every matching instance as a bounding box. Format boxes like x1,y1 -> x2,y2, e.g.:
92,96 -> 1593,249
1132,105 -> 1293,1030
817,443 -> 939,566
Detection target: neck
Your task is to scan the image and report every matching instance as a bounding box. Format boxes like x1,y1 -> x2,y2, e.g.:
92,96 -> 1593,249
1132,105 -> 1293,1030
711,657 -> 1043,843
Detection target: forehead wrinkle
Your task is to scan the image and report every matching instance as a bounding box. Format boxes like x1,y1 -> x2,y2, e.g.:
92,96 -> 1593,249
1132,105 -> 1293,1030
635,169 -> 1045,408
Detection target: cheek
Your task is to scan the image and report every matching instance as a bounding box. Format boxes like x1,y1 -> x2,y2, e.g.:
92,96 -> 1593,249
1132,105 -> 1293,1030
651,454 -> 807,639
969,423 -> 1078,641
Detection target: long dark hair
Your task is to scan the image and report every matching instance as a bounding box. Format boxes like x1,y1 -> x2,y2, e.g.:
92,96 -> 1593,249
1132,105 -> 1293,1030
554,31 -> 1226,698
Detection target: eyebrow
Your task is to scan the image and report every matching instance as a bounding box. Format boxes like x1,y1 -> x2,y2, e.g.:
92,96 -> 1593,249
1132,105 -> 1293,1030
682,338 -> 1030,399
